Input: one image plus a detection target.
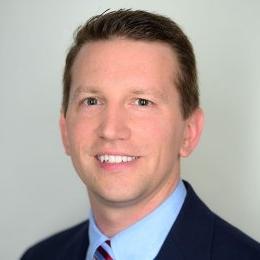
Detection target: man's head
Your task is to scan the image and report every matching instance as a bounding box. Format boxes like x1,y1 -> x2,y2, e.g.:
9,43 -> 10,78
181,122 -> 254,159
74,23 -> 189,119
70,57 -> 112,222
60,10 -> 203,213
62,9 -> 199,120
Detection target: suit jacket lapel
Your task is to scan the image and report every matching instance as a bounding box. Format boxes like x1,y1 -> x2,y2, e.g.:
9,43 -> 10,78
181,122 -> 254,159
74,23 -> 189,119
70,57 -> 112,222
60,221 -> 89,260
155,181 -> 214,260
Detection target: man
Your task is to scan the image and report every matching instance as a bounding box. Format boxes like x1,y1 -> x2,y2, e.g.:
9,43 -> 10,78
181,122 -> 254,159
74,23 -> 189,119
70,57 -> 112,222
21,9 -> 260,260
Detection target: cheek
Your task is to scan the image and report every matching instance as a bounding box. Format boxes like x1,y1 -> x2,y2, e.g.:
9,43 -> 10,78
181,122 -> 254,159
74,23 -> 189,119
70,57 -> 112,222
136,114 -> 177,138
67,118 -> 95,149
144,116 -> 185,155
132,115 -> 174,153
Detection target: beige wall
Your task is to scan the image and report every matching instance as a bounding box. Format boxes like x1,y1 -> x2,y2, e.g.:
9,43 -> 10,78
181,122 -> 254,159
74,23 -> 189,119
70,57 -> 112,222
1,0 -> 259,259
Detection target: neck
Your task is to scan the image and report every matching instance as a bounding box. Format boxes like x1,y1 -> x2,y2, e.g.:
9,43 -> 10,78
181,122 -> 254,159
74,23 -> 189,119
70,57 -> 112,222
89,176 -> 180,237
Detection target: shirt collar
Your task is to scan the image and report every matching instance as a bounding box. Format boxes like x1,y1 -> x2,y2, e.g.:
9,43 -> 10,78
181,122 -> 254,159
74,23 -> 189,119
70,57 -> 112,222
86,180 -> 186,260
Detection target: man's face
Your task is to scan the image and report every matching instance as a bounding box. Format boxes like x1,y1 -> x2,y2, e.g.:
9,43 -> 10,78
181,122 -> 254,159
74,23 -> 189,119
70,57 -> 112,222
60,39 -> 202,209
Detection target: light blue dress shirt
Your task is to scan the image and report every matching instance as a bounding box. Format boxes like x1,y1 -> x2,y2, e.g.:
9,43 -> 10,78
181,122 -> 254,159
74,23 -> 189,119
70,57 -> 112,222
86,180 -> 186,260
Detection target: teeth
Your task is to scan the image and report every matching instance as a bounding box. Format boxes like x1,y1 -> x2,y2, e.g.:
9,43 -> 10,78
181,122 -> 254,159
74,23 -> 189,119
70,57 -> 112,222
97,155 -> 137,163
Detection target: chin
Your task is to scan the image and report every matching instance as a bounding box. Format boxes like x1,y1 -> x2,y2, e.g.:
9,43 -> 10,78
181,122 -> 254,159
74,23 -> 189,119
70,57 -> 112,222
92,188 -> 144,207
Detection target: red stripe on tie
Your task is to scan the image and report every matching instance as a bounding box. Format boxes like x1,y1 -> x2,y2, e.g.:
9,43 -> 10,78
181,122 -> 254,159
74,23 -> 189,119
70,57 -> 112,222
96,240 -> 113,260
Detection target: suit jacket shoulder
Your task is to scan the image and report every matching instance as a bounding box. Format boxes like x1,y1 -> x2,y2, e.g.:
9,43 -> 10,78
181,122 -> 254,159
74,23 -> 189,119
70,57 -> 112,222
21,221 -> 89,260
155,181 -> 260,260
212,215 -> 260,259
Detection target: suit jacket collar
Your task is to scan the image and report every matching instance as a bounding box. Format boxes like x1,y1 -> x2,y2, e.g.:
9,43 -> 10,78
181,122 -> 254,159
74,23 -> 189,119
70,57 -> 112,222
155,180 -> 214,259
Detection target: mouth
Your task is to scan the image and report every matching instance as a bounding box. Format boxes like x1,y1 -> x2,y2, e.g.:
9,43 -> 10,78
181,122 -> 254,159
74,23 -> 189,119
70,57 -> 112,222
96,154 -> 139,164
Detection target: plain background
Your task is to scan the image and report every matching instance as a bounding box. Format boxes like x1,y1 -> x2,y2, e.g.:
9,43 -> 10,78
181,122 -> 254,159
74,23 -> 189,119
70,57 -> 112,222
1,0 -> 260,259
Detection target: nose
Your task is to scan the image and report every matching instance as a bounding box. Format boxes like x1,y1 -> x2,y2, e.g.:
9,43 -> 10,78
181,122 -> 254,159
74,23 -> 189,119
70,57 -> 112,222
97,105 -> 131,141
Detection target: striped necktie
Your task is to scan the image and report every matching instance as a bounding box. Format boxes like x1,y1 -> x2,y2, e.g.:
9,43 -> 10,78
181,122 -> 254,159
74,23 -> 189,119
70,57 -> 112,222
94,240 -> 114,260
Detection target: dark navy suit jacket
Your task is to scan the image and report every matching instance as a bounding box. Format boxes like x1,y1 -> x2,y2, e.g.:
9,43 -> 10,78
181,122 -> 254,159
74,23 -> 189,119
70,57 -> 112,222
21,181 -> 260,259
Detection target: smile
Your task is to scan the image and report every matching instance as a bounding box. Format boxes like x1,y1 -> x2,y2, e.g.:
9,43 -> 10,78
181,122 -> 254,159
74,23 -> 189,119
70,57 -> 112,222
96,154 -> 138,164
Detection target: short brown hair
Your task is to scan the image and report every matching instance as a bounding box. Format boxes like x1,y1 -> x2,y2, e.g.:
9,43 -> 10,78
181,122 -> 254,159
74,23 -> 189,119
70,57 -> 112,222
62,9 -> 199,119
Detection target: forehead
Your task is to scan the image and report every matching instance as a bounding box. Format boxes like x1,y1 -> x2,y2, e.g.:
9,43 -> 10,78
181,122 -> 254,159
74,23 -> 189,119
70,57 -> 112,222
70,38 -> 180,95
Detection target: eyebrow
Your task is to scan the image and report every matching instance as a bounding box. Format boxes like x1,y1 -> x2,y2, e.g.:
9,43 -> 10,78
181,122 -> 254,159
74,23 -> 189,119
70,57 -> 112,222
130,89 -> 168,100
70,86 -> 101,100
71,85 -> 169,102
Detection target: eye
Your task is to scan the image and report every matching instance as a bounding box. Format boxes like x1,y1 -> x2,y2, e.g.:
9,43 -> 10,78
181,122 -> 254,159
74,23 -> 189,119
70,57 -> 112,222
82,97 -> 100,106
135,98 -> 152,106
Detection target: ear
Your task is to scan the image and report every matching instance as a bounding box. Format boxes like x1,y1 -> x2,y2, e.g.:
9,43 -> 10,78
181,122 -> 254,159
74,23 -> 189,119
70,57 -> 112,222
179,108 -> 204,157
59,112 -> 71,155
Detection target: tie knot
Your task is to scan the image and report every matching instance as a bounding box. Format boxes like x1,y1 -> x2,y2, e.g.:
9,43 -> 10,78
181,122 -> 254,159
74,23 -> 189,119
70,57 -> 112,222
105,240 -> 111,246
94,240 -> 113,260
